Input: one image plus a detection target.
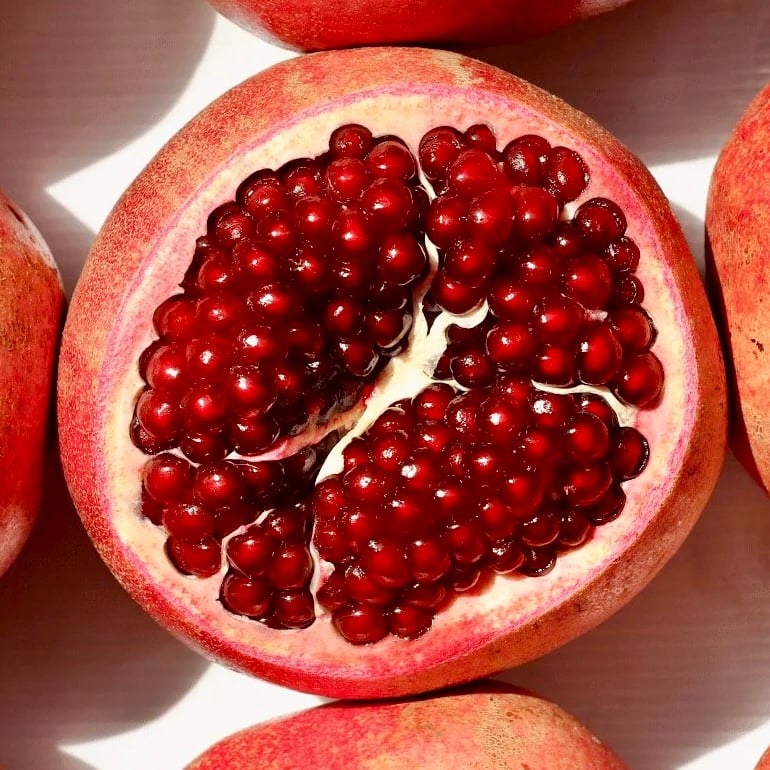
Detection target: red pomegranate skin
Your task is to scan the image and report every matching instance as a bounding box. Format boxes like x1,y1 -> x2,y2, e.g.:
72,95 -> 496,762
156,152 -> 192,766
58,47 -> 727,699
0,190 -> 64,576
207,0 -> 635,50
707,84 -> 770,493
757,747 -> 770,770
185,681 -> 629,770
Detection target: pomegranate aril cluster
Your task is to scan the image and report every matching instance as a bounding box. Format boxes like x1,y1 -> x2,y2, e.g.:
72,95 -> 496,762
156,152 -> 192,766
133,121 -> 662,645
422,125 -> 663,407
132,125 -> 428,461
311,381 -> 648,644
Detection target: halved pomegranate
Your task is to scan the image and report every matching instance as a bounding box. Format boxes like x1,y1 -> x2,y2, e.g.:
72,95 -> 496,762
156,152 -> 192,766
206,0 -> 636,50
0,190 -> 64,577
707,83 -> 770,493
58,47 -> 726,699
185,680 -> 628,768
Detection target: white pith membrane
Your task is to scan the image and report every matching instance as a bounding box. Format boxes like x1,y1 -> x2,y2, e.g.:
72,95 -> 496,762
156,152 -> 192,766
98,86 -> 694,686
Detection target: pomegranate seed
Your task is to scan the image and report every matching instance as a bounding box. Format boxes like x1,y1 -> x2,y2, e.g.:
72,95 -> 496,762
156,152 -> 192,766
577,324 -> 623,385
269,544 -> 313,590
610,426 -> 650,480
182,384 -> 228,430
388,491 -> 424,535
179,432 -> 229,463
365,139 -> 417,181
328,123 -> 373,159
519,425 -> 561,466
419,126 -> 465,182
608,306 -> 656,352
185,336 -> 232,381
490,540 -> 525,573
520,546 -> 556,576
604,236 -> 641,272
558,510 -> 594,547
502,135 -> 549,185
193,461 -> 245,508
576,197 -> 627,248
135,390 -> 181,441
563,254 -> 613,309
272,589 -> 315,628
324,155 -> 368,204
153,295 -> 196,339
519,513 -> 560,548
316,571 -> 350,611
407,539 -> 451,582
516,245 -> 562,287
479,497 -> 518,541
501,467 -> 545,520
227,529 -> 275,577
447,148 -> 501,199
359,178 -> 415,230
333,604 -> 388,645
534,344 -> 578,386
510,186 -> 558,240
543,146 -> 589,203
163,502 -> 216,541
450,349 -> 495,388
464,123 -> 498,154
488,279 -> 539,321
425,194 -> 467,248
167,537 -> 221,578
237,172 -> 288,219
221,573 -> 273,617
564,462 -> 613,507
486,321 -> 537,369
378,232 -> 426,285
402,582 -> 447,609
361,540 -> 410,589
467,188 -> 514,245
583,485 -> 626,524
432,271 -> 485,314
345,564 -> 396,606
388,604 -> 433,639
143,343 -> 187,392
564,412 -> 611,462
412,383 -> 456,422
142,453 -> 193,503
613,352 -> 664,407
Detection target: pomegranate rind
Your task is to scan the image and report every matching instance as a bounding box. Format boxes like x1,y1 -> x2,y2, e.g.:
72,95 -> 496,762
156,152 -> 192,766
185,680 -> 629,770
757,747 -> 770,770
706,84 -> 770,493
58,47 -> 727,698
0,191 -> 64,577
206,0 -> 634,51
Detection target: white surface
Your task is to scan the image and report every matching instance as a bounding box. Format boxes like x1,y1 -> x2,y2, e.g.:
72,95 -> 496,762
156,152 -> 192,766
1,0 -> 770,768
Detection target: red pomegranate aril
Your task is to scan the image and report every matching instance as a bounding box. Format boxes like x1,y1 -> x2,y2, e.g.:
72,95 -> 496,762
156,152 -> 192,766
359,178 -> 415,230
611,273 -> 645,306
502,468 -> 544,520
141,491 -> 165,525
332,208 -> 374,256
610,426 -> 650,480
577,324 -> 623,385
488,279 -> 539,322
543,146 -> 589,203
517,245 -> 562,287
558,510 -> 594,547
264,506 -> 311,543
193,461 -> 245,509
447,149 -> 500,199
182,384 -> 228,430
378,232 -> 426,285
370,432 -> 411,472
179,432 -> 229,463
400,449 -> 439,492
388,604 -> 433,639
333,603 -> 388,645
450,349 -> 495,388
195,253 -> 240,292
343,438 -> 370,470
446,392 -> 482,438
361,540 -> 410,589
143,453 -> 193,503
407,539 -> 451,582
549,220 -> 585,260
466,189 -> 514,245
604,236 -> 641,273
520,425 -> 561,466
337,339 -> 379,377
520,546 -> 556,576
479,497 -> 517,541
433,478 -> 467,517
248,282 -> 304,322
510,186 -> 558,241
314,519 -> 348,563
366,308 -> 411,349
489,540 -> 526,573
564,462 -> 613,507
486,321 -> 537,368
446,523 -> 486,565
576,197 -> 627,248
608,306 -> 656,352
186,336 -> 232,382
450,565 -> 482,591
340,508 -> 385,547
226,365 -> 278,414
583,485 -> 626,524
221,573 -> 273,617
324,298 -> 364,337
519,513 -> 560,548
293,195 -> 337,242
313,477 -> 346,518
564,412 -> 610,462
167,536 -> 221,578
464,123 -> 498,154
369,407 -> 415,436
153,295 -> 197,339
163,502 -> 216,541
388,491 -> 424,535
425,194 -> 467,248
315,570 -> 349,611
273,589 -> 315,629
402,582 -> 447,609
467,447 -> 502,485
269,543 -> 314,590
282,160 -> 323,200
415,421 -> 452,456
613,352 -> 664,407
235,324 -> 284,364
418,126 -> 465,182
502,135 -> 549,185
237,172 -> 288,219
345,564 -> 397,606
210,203 -> 255,248
214,503 -> 253,538
444,239 -> 496,285
135,390 -> 181,441
562,254 -> 613,309
532,295 -> 584,344
196,291 -> 246,332
534,345 -> 578,387
143,343 -> 187,392
365,140 -> 417,181
529,391 -> 577,429
329,123 -> 373,159
412,383 -> 455,422
477,398 -> 526,448
229,416 -> 280,455
432,271 -> 485,314
575,392 -> 618,429
273,364 -> 305,400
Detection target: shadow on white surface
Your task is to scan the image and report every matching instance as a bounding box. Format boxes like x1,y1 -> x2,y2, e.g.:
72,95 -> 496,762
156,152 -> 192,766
0,455 -> 209,770
470,0 -> 770,165
0,0 -> 216,293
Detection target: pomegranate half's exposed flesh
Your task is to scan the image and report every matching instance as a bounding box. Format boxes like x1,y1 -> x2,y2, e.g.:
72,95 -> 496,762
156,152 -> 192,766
184,680 -> 629,769
707,83 -> 770,494
0,190 -> 64,577
206,0 -> 636,51
58,48 -> 726,699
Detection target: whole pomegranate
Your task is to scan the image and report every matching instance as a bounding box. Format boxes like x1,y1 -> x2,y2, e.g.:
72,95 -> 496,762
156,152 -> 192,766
0,190 -> 64,576
58,47 -> 726,699
206,0 -> 635,50
185,680 -> 628,769
707,84 -> 770,493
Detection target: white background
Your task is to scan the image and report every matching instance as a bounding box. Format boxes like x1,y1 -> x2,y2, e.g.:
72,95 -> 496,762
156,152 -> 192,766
2,0 -> 770,767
